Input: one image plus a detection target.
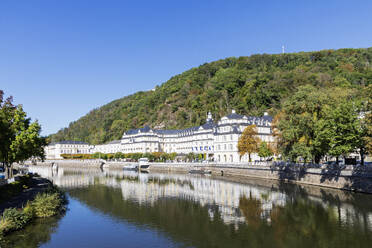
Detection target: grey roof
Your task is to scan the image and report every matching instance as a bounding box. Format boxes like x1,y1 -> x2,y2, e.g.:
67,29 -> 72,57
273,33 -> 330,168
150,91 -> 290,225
125,125 -> 152,135
262,115 -> 273,122
226,112 -> 245,119
201,121 -> 216,130
50,140 -> 89,145
121,111 -> 272,137
124,121 -> 216,137
154,129 -> 183,135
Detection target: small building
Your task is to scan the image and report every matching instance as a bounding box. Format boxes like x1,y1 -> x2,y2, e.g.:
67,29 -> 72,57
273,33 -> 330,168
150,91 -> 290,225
45,141 -> 92,159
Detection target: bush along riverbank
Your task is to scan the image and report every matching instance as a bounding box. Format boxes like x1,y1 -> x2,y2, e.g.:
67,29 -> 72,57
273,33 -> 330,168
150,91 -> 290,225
0,182 -> 67,237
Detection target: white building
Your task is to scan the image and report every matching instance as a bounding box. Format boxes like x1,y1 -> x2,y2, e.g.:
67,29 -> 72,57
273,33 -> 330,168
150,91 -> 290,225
92,140 -> 122,154
120,110 -> 273,162
214,110 -> 273,163
45,110 -> 274,163
121,112 -> 215,156
45,141 -> 92,159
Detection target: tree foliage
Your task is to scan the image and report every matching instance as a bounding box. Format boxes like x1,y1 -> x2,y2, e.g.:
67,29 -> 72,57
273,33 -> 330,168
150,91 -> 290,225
276,85 -> 370,164
0,91 -> 46,178
258,141 -> 273,160
364,85 -> 372,154
238,125 -> 260,162
50,47 -> 372,145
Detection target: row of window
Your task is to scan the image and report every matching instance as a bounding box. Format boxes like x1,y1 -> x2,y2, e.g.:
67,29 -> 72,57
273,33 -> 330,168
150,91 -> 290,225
216,144 -> 235,151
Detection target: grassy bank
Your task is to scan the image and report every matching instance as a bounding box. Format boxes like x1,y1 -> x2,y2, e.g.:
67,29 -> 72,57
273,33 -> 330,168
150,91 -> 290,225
0,185 -> 67,236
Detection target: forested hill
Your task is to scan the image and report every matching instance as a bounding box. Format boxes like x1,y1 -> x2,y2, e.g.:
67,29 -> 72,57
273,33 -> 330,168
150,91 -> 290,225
51,47 -> 372,145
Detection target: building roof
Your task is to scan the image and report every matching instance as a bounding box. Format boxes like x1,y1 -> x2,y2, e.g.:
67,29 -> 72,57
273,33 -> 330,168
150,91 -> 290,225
125,125 -> 152,135
226,113 -> 245,119
122,111 -> 272,137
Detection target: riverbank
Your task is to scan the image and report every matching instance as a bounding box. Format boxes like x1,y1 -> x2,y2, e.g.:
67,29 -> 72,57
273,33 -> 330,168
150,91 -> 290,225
0,175 -> 67,236
150,163 -> 372,194
26,160 -> 372,194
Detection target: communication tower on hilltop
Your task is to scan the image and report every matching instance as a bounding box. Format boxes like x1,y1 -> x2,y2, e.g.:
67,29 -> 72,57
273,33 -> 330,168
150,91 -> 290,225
282,45 -> 285,54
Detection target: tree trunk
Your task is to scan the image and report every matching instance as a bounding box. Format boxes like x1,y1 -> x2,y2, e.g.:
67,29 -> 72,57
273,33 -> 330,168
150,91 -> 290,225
314,155 -> 321,165
336,156 -> 339,165
248,153 -> 251,163
4,162 -> 13,179
360,148 -> 365,166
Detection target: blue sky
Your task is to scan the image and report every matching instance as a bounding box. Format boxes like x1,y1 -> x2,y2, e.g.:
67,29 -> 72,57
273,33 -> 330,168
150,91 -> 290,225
1,0 -> 371,135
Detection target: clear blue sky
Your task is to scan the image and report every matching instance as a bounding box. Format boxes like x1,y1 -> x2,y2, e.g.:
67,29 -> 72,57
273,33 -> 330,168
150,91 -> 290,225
1,0 -> 371,135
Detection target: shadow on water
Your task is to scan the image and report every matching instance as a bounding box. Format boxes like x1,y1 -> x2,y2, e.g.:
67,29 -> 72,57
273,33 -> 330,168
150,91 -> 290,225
8,165 -> 372,248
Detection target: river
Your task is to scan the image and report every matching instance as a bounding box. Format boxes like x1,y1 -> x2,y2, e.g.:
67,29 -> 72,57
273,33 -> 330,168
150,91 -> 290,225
1,165 -> 372,248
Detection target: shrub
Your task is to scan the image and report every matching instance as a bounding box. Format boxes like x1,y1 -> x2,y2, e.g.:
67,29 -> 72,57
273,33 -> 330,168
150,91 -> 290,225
0,185 -> 67,237
0,208 -> 29,234
31,188 -> 66,218
22,202 -> 35,221
0,219 -> 12,236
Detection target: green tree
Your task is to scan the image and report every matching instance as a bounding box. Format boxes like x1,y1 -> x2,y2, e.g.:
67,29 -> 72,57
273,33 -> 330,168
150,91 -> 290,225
186,152 -> 196,162
363,85 -> 372,156
238,125 -> 260,162
258,141 -> 273,160
169,152 -> 177,161
326,100 -> 363,164
277,85 -> 329,163
0,91 -> 46,178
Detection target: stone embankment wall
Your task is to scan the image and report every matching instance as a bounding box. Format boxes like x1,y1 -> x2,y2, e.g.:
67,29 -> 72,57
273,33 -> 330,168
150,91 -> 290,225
28,160 -> 372,193
198,164 -> 372,194
147,162 -> 372,193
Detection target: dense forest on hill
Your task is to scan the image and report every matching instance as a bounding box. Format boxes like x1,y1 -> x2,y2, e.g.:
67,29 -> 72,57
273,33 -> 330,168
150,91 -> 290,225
51,47 -> 372,144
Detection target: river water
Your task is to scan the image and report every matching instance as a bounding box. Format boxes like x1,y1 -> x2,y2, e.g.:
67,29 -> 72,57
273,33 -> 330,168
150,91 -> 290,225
1,165 -> 372,248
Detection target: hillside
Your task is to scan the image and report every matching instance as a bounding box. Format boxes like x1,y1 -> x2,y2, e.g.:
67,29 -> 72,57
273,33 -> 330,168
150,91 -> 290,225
51,47 -> 372,144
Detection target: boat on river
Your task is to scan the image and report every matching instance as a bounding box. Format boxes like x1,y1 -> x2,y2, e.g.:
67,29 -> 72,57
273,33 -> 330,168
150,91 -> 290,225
138,158 -> 150,169
123,164 -> 138,170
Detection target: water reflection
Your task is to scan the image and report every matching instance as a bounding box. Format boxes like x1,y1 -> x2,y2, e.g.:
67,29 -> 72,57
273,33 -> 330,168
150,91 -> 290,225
0,214 -> 62,248
10,166 -> 372,247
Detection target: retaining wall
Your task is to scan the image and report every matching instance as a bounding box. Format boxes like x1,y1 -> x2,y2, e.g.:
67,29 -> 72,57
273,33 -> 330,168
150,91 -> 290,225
199,164 -> 372,194
28,160 -> 372,193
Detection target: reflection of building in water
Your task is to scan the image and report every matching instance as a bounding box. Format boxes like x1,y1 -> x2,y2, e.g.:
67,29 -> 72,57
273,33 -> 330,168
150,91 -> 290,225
28,166 -> 372,229
116,172 -> 287,225
29,166 -> 98,188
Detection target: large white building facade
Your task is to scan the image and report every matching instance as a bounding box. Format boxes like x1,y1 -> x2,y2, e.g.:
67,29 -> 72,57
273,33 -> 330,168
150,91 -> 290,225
45,110 -> 274,163
120,110 -> 274,163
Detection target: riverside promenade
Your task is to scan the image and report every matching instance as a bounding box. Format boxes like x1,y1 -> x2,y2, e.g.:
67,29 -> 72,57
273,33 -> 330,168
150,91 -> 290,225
29,160 -> 372,194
